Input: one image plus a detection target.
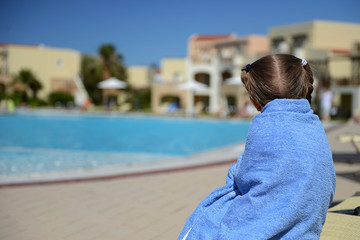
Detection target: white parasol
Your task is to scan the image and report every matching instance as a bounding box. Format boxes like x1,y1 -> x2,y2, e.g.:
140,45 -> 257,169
177,81 -> 208,91
97,77 -> 127,89
224,76 -> 243,85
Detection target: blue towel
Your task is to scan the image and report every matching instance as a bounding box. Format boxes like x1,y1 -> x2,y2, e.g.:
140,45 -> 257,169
178,99 -> 336,240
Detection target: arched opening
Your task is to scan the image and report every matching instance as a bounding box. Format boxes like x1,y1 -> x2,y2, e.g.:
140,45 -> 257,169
194,73 -> 210,86
160,95 -> 181,113
194,95 -> 209,113
226,95 -> 237,115
337,94 -> 352,119
222,70 -> 232,83
107,95 -> 119,109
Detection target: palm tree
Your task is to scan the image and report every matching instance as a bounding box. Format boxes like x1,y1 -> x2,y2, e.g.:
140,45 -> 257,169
81,55 -> 103,104
28,77 -> 43,98
96,44 -> 129,106
99,44 -> 116,80
13,69 -> 43,98
98,44 -> 128,81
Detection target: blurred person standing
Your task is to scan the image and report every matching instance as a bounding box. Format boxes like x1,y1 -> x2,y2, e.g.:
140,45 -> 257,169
320,85 -> 332,122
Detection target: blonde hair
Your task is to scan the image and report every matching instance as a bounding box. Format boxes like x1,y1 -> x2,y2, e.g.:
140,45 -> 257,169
241,54 -> 314,108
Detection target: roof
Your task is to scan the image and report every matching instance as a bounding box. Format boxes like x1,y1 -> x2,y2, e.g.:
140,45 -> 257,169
329,48 -> 351,54
330,48 -> 351,54
0,43 -> 38,48
192,34 -> 235,42
269,20 -> 360,31
0,42 -> 80,54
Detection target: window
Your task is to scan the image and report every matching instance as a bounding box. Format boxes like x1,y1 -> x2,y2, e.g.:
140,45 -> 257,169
201,51 -> 210,62
272,38 -> 289,53
272,38 -> 283,49
222,70 -> 232,82
355,42 -> 360,54
56,58 -> 64,68
221,48 -> 232,59
172,72 -> 182,82
194,73 -> 210,86
154,73 -> 163,82
293,35 -> 307,58
293,35 -> 307,48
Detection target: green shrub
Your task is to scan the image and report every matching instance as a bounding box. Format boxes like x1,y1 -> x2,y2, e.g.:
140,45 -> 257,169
131,89 -> 151,111
48,91 -> 74,106
88,91 -> 102,105
9,90 -> 28,105
28,97 -> 48,107
0,92 -> 7,101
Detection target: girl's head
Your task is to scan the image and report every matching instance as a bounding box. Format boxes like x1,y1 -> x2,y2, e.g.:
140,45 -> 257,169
241,54 -> 314,111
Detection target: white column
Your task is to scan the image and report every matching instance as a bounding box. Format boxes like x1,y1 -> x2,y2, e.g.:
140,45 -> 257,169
353,87 -> 360,115
186,58 -> 195,115
209,57 -> 220,113
187,90 -> 194,115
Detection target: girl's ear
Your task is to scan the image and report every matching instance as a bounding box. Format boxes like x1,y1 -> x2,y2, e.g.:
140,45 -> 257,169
250,97 -> 262,112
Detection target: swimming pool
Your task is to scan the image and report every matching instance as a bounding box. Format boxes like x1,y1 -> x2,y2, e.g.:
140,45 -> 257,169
0,110 -> 250,177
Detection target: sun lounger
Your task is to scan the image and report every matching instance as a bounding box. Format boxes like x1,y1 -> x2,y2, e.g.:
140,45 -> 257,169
320,192 -> 360,239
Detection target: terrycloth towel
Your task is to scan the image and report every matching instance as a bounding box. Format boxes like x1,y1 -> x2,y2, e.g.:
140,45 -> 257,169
178,99 -> 336,240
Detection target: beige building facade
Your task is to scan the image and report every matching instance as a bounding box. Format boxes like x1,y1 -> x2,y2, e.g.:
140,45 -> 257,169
127,66 -> 152,89
269,20 -> 360,117
0,43 -> 81,99
161,58 -> 187,83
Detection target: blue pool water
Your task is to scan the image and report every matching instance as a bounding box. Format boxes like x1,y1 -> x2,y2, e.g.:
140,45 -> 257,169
0,111 -> 250,176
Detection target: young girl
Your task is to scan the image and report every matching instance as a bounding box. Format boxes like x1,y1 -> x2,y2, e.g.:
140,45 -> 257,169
178,54 -> 336,240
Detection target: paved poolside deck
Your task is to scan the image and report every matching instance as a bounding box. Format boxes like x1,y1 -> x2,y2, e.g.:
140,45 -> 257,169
0,121 -> 359,240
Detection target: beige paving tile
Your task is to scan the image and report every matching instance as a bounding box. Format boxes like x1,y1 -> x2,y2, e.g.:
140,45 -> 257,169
0,226 -> 26,239
62,224 -> 109,240
91,236 -> 126,240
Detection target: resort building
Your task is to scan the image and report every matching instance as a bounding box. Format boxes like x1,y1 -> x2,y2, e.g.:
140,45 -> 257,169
188,34 -> 268,114
0,43 -> 81,100
152,34 -> 269,114
269,20 -> 360,117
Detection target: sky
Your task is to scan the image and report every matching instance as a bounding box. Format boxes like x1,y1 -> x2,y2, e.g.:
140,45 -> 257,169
0,0 -> 359,67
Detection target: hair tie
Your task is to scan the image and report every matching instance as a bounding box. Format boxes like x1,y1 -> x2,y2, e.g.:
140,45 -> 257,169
301,58 -> 307,66
242,64 -> 251,73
